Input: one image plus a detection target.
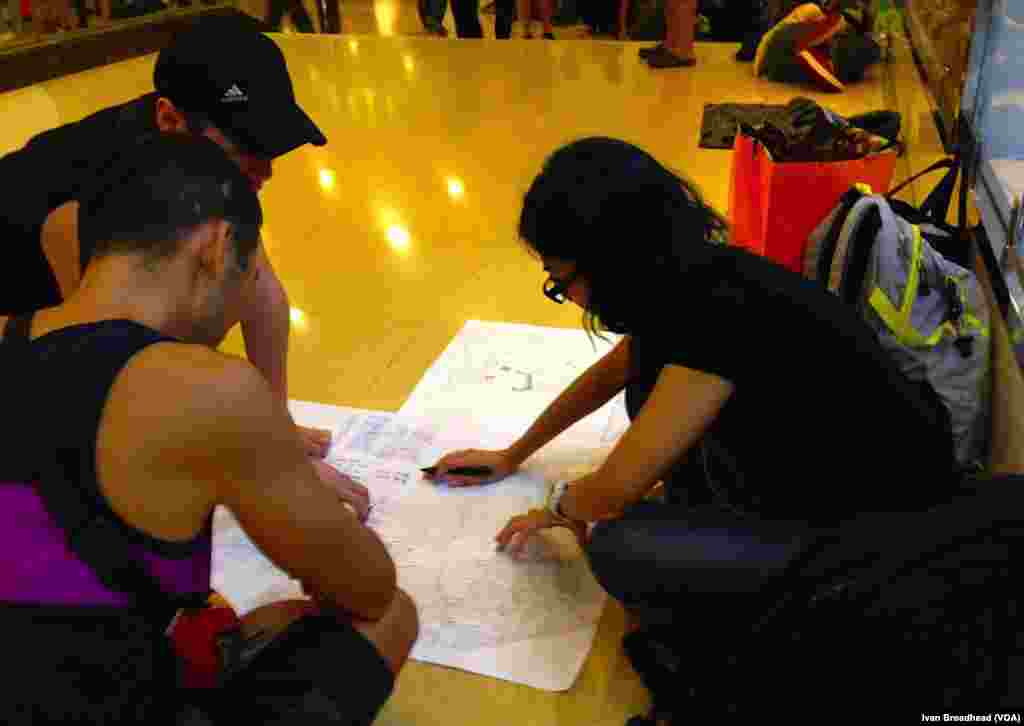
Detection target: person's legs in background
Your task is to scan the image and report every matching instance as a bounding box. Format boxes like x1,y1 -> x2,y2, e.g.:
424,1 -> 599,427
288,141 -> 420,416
47,0 -> 71,30
291,0 -> 315,33
266,0 -> 314,32
514,0 -> 531,37
315,0 -> 341,33
494,0 -> 514,37
616,0 -> 629,39
537,0 -> 554,38
450,0 -> 482,37
33,0 -> 57,32
266,0 -> 286,30
419,0 -> 449,35
646,0 -> 697,67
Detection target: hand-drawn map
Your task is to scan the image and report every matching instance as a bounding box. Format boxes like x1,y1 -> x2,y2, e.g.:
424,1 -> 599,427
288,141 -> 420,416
212,322 -> 632,691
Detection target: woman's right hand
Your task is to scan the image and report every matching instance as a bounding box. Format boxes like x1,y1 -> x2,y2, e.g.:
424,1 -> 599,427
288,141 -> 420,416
423,448 -> 519,487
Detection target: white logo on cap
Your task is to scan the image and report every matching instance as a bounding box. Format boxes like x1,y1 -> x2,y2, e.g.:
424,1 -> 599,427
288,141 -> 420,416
222,84 -> 248,103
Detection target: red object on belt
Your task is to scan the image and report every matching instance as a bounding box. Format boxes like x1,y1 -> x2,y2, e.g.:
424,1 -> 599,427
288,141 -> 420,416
168,596 -> 242,690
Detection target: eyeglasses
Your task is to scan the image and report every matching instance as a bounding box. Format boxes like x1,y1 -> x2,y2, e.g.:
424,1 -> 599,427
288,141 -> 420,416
542,271 -> 577,304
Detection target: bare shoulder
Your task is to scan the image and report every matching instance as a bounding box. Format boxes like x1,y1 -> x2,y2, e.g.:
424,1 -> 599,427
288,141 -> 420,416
127,341 -> 263,388
106,341 -> 276,448
96,342 -> 278,541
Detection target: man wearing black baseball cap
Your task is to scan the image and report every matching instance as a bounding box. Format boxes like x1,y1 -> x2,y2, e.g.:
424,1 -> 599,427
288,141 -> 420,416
0,15 -> 331,457
153,15 -> 327,161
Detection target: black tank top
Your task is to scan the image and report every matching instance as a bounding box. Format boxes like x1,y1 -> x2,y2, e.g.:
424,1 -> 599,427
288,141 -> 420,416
0,312 -> 213,610
0,314 -> 213,722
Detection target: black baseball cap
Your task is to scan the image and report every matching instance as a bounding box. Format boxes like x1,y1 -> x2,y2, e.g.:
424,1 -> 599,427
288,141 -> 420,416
154,16 -> 327,159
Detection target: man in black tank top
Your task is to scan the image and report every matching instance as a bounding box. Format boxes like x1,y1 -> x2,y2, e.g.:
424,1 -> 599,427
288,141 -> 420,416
0,134 -> 418,725
0,15 -> 332,458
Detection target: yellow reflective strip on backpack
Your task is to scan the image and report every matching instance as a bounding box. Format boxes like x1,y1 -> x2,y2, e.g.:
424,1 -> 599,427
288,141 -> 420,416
870,288 -> 952,346
867,225 -> 952,347
868,286 -> 912,339
964,313 -> 990,336
903,226 -> 924,315
871,227 -> 992,347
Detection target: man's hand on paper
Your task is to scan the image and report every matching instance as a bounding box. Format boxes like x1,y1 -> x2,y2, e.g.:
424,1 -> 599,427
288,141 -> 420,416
424,448 -> 518,487
298,425 -> 332,459
313,458 -> 372,522
495,508 -> 589,556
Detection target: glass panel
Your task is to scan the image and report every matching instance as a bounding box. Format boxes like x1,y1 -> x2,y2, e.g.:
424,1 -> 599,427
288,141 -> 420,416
963,0 -> 1024,368
905,0 -> 978,145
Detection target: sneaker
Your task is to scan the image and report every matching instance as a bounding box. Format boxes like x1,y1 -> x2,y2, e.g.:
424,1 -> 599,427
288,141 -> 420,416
638,43 -> 664,59
645,47 -> 696,68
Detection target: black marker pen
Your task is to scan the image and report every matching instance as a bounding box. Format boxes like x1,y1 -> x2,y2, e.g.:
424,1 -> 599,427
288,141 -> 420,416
421,466 -> 493,477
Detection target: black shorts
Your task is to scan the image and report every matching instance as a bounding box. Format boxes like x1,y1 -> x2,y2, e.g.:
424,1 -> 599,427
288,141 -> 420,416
176,615 -> 395,726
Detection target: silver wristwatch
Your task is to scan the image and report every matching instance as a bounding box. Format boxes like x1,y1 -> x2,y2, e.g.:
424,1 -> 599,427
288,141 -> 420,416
545,480 -> 570,520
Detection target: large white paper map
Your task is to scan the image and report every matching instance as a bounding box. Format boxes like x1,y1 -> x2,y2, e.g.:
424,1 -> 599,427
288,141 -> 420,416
212,322 -> 633,691
388,321 -> 635,688
212,403 -> 612,691
400,319 -> 629,443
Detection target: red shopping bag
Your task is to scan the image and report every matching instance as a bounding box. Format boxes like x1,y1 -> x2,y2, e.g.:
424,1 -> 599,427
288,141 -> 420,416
728,132 -> 898,272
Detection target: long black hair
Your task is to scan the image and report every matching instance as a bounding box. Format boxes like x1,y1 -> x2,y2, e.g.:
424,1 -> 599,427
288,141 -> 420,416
518,137 -> 730,336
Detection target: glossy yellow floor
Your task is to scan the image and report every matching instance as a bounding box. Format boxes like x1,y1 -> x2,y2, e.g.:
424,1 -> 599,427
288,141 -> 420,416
0,17 -> 945,725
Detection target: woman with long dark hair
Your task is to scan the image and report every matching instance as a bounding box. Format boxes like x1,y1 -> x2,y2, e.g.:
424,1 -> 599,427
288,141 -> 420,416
425,137 -> 957,631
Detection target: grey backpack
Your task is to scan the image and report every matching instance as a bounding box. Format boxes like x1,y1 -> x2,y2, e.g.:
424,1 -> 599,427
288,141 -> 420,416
804,183 -> 991,470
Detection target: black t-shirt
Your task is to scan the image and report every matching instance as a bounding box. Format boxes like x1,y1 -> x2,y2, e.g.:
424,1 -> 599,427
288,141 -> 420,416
629,246 -> 957,524
0,94 -> 159,313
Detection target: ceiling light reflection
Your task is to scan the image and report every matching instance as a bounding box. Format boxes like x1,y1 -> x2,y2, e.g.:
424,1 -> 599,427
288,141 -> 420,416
377,205 -> 411,255
446,177 -> 464,200
289,307 -> 309,334
387,225 -> 411,254
318,168 -> 337,192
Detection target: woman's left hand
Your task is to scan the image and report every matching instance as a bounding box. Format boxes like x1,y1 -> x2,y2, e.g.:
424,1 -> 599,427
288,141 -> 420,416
495,509 -> 588,556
